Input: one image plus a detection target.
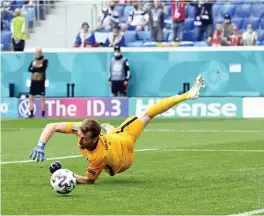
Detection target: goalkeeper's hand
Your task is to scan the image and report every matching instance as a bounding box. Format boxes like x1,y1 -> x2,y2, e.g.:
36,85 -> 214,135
49,161 -> 62,174
29,142 -> 46,162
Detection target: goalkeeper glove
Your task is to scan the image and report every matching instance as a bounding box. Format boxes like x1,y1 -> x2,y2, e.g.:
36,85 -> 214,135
29,142 -> 46,162
49,161 -> 62,174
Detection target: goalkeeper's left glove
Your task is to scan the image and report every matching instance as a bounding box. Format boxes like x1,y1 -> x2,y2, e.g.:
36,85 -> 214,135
49,161 -> 62,174
29,142 -> 46,162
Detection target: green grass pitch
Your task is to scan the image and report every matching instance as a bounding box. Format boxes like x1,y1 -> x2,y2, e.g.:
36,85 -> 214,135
1,118 -> 264,215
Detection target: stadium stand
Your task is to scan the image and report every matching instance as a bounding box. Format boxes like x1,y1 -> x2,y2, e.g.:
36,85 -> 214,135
76,0 -> 264,48
0,0 -> 55,51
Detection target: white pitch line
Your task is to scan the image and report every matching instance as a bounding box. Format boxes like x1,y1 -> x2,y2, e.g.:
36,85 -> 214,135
0,149 -> 158,165
145,129 -> 264,133
228,208 -> 264,216
2,128 -> 264,133
2,148 -> 264,165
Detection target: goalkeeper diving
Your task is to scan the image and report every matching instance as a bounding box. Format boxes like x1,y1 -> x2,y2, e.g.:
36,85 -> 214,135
30,75 -> 205,184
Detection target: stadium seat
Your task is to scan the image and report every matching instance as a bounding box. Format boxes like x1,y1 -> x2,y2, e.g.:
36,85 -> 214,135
122,5 -> 134,22
186,5 -> 195,18
212,4 -> 221,17
184,18 -> 194,31
220,3 -> 236,17
0,44 -> 3,51
114,4 -> 126,17
94,32 -> 109,44
243,17 -> 260,30
1,31 -> 12,50
137,31 -> 151,42
261,41 -> 264,45
183,30 -> 194,41
2,20 -> 10,31
257,30 -> 264,42
260,18 -> 264,29
251,4 -> 264,18
165,5 -> 172,18
235,3 -> 252,18
213,16 -> 224,27
232,17 -> 243,29
127,41 -> 143,47
16,0 -> 26,8
194,41 -> 208,46
124,31 -> 137,43
163,30 -> 170,42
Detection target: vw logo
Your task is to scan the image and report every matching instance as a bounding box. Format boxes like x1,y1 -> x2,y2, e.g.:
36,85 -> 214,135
18,99 -> 36,117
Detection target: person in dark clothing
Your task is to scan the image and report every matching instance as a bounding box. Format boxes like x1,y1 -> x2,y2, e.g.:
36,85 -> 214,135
192,0 -> 213,41
109,46 -> 131,97
28,48 -> 48,118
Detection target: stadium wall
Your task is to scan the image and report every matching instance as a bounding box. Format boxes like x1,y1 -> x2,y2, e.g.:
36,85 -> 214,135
1,97 -> 264,119
1,47 -> 264,97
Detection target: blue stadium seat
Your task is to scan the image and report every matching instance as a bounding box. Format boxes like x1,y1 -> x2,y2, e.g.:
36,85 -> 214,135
122,5 -> 134,22
232,17 -> 243,29
1,31 -> 12,50
183,30 -> 194,41
1,44 -> 3,51
186,5 -> 195,18
260,18 -> 264,29
163,30 -> 170,42
261,41 -> 264,46
213,16 -> 224,27
137,31 -> 151,42
124,31 -> 137,43
257,30 -> 264,42
127,41 -> 143,47
212,4 -> 221,17
251,4 -> 264,18
16,0 -> 26,8
243,17 -> 260,30
235,3 -> 252,18
114,4 -> 126,17
220,3 -> 236,17
165,5 -> 172,17
184,18 -> 194,31
194,41 -> 208,46
2,20 -> 10,30
94,32 -> 109,44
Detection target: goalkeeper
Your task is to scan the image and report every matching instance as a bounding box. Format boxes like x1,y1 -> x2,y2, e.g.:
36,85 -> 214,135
30,75 -> 205,184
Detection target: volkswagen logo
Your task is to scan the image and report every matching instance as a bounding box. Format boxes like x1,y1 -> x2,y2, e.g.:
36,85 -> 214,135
18,99 -> 36,117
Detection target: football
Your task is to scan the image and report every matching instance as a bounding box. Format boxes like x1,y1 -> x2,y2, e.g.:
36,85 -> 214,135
50,169 -> 76,194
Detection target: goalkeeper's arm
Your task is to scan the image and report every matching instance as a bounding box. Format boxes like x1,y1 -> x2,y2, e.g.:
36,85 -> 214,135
38,123 -> 69,144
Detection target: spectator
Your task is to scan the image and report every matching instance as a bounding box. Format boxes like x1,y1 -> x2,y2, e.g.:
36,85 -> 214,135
1,0 -> 15,20
11,8 -> 27,51
148,0 -> 168,42
1,19 -> 4,30
242,24 -> 257,46
207,22 -> 228,46
97,0 -> 119,31
192,0 -> 213,41
171,0 -> 186,42
109,46 -> 131,97
223,14 -> 233,38
228,26 -> 242,46
105,25 -> 126,47
121,1 -> 149,32
74,22 -> 96,48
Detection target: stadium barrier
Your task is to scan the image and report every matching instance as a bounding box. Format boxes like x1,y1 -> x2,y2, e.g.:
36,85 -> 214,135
1,97 -> 264,119
1,47 -> 264,97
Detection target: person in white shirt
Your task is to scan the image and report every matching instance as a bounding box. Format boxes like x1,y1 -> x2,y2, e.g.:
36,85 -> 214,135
242,24 -> 258,46
97,0 -> 119,31
121,2 -> 149,32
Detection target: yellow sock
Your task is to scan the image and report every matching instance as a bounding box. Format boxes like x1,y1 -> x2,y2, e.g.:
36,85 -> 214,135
147,92 -> 189,118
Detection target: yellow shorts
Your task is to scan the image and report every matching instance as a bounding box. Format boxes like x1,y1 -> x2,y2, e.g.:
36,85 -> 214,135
113,116 -> 145,173
116,116 -> 144,143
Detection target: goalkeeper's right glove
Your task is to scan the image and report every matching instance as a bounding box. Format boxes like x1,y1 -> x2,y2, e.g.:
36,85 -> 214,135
49,161 -> 62,174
